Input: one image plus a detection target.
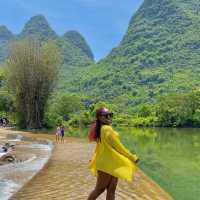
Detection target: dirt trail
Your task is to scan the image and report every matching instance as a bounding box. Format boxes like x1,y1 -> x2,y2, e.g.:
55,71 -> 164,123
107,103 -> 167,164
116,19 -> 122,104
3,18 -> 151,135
7,130 -> 173,200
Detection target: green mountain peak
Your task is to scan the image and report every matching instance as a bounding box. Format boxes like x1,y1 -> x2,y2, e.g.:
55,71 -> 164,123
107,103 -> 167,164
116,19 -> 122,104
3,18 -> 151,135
0,15 -> 94,69
0,26 -> 14,62
110,0 -> 199,66
63,30 -> 94,60
70,0 -> 200,111
0,25 -> 14,43
20,15 -> 58,41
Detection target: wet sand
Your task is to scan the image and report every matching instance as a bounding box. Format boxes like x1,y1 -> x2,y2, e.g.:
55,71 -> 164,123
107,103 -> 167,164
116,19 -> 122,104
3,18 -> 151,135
0,128 -> 53,200
6,129 -> 173,200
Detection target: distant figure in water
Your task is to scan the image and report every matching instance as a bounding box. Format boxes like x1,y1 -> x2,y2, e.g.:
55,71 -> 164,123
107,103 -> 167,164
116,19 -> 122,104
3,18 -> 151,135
87,107 -> 139,200
56,125 -> 61,142
60,125 -> 65,143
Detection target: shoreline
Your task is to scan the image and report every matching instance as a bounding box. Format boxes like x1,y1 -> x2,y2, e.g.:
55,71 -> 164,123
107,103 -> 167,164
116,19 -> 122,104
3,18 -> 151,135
0,128 -> 54,200
5,128 -> 173,200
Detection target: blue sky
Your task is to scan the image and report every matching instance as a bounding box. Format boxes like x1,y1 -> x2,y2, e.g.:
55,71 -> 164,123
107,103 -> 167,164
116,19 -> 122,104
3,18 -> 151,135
0,0 -> 143,60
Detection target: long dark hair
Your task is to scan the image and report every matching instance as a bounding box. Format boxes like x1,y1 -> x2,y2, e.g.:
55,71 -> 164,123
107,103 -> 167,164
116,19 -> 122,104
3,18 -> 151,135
88,107 -> 110,142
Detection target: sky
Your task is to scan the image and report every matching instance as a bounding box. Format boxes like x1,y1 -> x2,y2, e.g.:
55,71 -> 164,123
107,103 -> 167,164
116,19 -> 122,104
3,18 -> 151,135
0,0 -> 143,60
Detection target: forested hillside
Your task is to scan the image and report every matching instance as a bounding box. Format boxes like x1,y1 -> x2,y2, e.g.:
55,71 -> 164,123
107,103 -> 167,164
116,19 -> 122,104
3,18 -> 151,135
0,26 -> 14,62
0,15 -> 94,98
0,0 -> 200,127
68,0 -> 200,113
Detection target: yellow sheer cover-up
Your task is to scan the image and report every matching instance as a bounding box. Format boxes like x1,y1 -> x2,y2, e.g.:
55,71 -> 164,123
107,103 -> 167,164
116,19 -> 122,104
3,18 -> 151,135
89,125 -> 138,182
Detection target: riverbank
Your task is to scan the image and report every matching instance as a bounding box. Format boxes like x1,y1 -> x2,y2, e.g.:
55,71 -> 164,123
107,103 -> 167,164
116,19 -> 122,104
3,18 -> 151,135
4,128 -> 173,200
0,128 -> 53,200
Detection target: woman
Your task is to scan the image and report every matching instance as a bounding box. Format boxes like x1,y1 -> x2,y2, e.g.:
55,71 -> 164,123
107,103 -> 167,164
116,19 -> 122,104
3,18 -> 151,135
55,125 -> 61,142
60,125 -> 65,143
87,107 -> 139,200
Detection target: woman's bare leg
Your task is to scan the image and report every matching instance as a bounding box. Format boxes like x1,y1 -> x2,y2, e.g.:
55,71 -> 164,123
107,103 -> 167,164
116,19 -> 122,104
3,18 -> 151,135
61,136 -> 64,143
106,176 -> 118,200
87,171 -> 111,200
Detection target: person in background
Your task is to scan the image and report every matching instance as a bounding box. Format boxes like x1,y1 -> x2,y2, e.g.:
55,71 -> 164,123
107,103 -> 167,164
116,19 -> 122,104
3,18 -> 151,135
56,125 -> 61,142
87,107 -> 139,200
0,118 -> 3,126
2,118 -> 7,127
60,125 -> 65,143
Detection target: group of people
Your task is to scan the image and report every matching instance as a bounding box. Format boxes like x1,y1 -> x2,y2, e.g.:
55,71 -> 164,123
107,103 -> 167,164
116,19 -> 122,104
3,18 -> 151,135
0,143 -> 15,153
55,125 -> 65,143
0,117 -> 9,127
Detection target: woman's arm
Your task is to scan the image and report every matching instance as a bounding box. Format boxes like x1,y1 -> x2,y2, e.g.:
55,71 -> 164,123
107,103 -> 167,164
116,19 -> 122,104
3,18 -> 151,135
106,128 -> 138,162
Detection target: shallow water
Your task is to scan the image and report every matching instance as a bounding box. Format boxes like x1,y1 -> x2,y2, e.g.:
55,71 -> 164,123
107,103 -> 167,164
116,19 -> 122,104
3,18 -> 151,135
10,127 -> 199,200
118,127 -> 200,200
11,141 -> 171,200
60,127 -> 200,199
0,132 -> 53,200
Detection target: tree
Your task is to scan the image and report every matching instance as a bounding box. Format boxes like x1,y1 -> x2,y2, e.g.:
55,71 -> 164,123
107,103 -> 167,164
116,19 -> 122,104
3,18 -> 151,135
156,93 -> 193,127
0,91 -> 15,114
137,103 -> 154,117
54,94 -> 83,121
0,68 -> 6,88
7,39 -> 62,129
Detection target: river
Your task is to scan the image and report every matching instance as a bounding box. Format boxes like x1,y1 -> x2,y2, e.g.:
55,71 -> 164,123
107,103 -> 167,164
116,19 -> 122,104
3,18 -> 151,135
1,127 -> 199,200
0,129 -> 53,200
118,127 -> 200,200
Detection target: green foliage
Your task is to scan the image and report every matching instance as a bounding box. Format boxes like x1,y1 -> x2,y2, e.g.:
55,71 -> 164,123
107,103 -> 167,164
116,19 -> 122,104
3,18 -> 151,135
20,15 -> 57,42
1,2 -> 200,128
0,91 -> 15,113
192,109 -> 200,126
63,30 -> 94,60
0,68 -> 6,88
156,90 -> 200,127
7,39 -> 62,129
59,0 -> 200,114
43,111 -> 63,128
132,116 -> 158,127
0,26 -> 14,62
51,93 -> 84,121
138,103 -> 155,117
0,15 -> 94,69
0,26 -> 13,42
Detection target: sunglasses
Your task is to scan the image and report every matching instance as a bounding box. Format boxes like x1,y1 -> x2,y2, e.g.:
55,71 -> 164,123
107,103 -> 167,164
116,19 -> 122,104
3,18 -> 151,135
101,113 -> 113,119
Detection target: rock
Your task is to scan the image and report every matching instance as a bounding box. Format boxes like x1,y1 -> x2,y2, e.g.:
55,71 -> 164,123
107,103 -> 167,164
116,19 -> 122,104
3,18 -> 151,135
0,153 -> 16,163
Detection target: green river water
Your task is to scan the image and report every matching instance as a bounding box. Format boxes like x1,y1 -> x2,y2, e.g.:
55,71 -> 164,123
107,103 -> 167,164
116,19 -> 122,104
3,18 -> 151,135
58,126 -> 200,199
116,127 -> 200,200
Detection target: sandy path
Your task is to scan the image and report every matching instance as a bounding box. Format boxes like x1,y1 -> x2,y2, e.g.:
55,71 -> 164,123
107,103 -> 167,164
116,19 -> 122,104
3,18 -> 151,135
5,130 -> 173,200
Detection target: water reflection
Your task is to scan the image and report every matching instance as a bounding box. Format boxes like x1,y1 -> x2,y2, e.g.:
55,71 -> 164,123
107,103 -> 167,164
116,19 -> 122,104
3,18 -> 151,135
118,127 -> 200,200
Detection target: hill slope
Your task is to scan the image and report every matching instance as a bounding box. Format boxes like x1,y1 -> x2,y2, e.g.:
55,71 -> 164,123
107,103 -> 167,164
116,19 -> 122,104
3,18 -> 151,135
63,30 -> 94,60
19,15 -> 58,41
0,15 -> 94,88
0,26 -> 14,62
0,15 -> 94,65
71,0 -> 200,112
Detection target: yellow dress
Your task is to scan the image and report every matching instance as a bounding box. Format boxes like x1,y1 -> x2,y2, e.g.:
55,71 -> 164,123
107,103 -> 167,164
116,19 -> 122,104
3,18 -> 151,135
89,125 -> 138,182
